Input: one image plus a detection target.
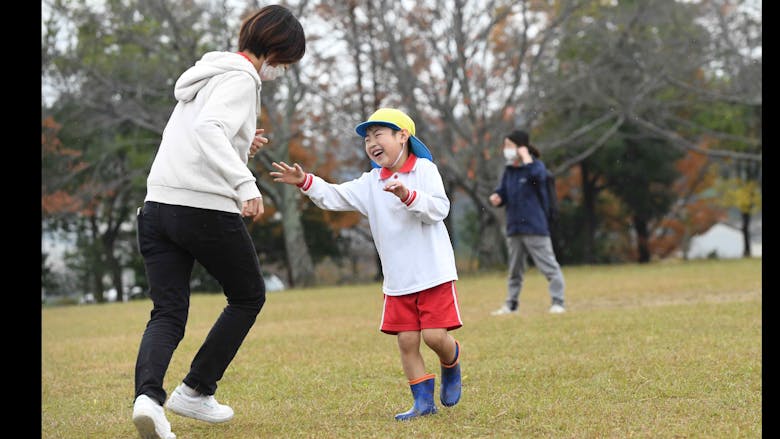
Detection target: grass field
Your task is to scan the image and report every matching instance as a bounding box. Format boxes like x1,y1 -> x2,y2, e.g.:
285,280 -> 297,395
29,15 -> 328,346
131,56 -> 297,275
41,258 -> 762,438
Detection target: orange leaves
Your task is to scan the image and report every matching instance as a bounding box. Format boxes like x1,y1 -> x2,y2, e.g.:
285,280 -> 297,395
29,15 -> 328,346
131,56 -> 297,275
42,116 -> 82,158
42,190 -> 82,215
673,144 -> 716,195
502,106 -> 515,122
42,115 -> 95,216
685,199 -> 726,235
323,210 -> 360,230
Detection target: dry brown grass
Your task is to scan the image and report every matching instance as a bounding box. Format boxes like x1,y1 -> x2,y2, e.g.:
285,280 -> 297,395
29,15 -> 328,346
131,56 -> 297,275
42,258 -> 761,438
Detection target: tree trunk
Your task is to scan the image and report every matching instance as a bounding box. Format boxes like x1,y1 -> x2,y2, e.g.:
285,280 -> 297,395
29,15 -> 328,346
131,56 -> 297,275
681,228 -> 691,260
633,214 -> 651,263
280,185 -> 315,287
476,212 -> 506,270
580,162 -> 597,263
741,211 -> 752,258
88,217 -> 106,302
456,181 -> 505,270
104,235 -> 124,301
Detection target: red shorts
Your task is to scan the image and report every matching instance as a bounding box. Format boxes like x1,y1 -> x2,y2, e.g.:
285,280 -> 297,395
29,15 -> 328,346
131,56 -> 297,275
380,281 -> 463,334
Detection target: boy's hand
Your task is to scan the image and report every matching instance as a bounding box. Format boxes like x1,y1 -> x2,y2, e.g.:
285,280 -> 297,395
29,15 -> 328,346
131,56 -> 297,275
384,181 -> 409,201
249,128 -> 269,159
270,161 -> 307,186
489,193 -> 502,206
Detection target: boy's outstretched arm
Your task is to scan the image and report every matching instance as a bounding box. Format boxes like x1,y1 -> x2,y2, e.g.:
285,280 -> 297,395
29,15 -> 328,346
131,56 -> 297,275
270,161 -> 307,186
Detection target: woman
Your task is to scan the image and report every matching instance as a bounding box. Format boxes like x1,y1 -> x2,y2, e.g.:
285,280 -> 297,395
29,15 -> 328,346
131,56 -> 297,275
131,6 -> 305,439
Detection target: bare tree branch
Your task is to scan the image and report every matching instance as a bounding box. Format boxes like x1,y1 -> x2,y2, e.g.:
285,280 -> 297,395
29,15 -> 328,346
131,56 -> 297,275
629,112 -> 761,161
550,114 -> 625,176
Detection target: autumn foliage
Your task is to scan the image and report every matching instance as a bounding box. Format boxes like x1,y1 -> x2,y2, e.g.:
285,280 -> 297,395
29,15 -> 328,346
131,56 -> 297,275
42,116 -> 85,215
650,146 -> 725,258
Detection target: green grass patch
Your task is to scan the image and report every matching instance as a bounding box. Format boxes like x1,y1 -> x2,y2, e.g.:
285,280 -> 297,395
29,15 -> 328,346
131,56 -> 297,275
42,258 -> 761,438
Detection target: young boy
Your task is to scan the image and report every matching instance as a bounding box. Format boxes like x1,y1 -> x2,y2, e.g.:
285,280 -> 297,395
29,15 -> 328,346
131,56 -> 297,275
270,108 -> 462,420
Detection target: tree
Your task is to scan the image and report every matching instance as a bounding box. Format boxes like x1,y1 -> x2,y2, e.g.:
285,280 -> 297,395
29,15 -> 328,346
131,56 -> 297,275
43,0 -> 762,295
43,0 -> 232,299
596,129 -> 685,262
718,172 -> 761,257
245,0 -> 378,287
529,0 -> 760,262
270,0 -> 762,268
312,0 -> 590,269
651,144 -> 725,260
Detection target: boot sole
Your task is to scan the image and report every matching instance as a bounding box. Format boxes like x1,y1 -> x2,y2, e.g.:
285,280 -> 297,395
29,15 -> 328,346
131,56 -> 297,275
133,413 -> 165,439
441,397 -> 460,407
395,408 -> 438,421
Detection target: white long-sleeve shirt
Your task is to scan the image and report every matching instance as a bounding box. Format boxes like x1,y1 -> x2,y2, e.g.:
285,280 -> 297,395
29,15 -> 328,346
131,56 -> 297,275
300,155 -> 458,296
145,51 -> 262,213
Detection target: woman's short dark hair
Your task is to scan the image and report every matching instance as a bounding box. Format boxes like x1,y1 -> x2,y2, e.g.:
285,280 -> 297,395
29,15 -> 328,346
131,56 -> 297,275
238,5 -> 306,66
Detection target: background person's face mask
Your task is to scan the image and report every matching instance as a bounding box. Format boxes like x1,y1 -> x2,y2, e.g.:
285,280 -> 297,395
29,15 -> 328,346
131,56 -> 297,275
503,147 -> 518,162
260,62 -> 286,81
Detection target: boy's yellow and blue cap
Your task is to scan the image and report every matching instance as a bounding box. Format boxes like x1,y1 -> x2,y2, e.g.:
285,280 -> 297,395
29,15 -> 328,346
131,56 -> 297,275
355,108 -> 434,168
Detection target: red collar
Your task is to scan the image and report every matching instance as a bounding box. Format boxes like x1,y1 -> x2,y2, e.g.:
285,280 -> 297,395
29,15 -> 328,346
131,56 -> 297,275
236,52 -> 253,65
379,153 -> 418,179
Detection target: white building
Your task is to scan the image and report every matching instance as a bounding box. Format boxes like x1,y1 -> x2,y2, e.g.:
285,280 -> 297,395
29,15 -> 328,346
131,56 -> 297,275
688,221 -> 762,259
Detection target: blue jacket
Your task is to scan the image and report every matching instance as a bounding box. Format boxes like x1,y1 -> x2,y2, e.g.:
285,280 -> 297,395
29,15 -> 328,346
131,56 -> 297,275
493,160 -> 551,236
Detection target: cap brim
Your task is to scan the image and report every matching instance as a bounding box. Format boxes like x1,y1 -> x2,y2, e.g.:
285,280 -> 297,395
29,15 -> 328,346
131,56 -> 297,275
355,120 -> 402,137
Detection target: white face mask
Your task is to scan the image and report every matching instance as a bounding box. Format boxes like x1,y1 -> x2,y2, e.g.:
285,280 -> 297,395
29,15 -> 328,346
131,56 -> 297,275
259,62 -> 286,81
503,147 -> 518,162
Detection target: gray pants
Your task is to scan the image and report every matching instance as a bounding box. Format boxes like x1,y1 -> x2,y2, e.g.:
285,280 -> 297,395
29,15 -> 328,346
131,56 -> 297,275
504,234 -> 565,310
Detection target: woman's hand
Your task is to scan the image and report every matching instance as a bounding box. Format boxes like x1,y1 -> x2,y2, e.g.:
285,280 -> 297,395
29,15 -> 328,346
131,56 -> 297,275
249,128 -> 269,159
241,197 -> 265,221
517,146 -> 533,164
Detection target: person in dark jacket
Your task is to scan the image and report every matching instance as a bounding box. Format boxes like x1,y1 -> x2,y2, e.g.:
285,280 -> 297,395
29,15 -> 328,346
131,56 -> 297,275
488,130 -> 566,315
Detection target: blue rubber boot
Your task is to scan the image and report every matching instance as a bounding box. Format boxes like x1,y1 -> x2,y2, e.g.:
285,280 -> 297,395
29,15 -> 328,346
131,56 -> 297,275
440,339 -> 461,407
394,374 -> 438,421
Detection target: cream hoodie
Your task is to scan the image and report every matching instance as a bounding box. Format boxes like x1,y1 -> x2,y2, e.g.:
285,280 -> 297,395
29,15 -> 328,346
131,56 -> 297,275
145,51 -> 262,213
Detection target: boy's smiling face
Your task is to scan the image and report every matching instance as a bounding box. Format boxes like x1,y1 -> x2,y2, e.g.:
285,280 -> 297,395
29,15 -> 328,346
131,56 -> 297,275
364,125 -> 409,170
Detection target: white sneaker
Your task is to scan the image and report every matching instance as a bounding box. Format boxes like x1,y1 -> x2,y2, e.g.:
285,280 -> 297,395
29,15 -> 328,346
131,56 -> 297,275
549,304 -> 566,314
133,394 -> 176,439
490,305 -> 518,316
165,383 -> 234,423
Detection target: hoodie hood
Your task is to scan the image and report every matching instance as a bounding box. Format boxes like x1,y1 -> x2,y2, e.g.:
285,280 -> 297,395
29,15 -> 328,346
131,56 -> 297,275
174,51 -> 261,103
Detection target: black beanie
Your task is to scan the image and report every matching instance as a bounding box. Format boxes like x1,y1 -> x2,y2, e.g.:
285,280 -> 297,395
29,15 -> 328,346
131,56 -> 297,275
506,130 -> 540,158
507,130 -> 529,147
